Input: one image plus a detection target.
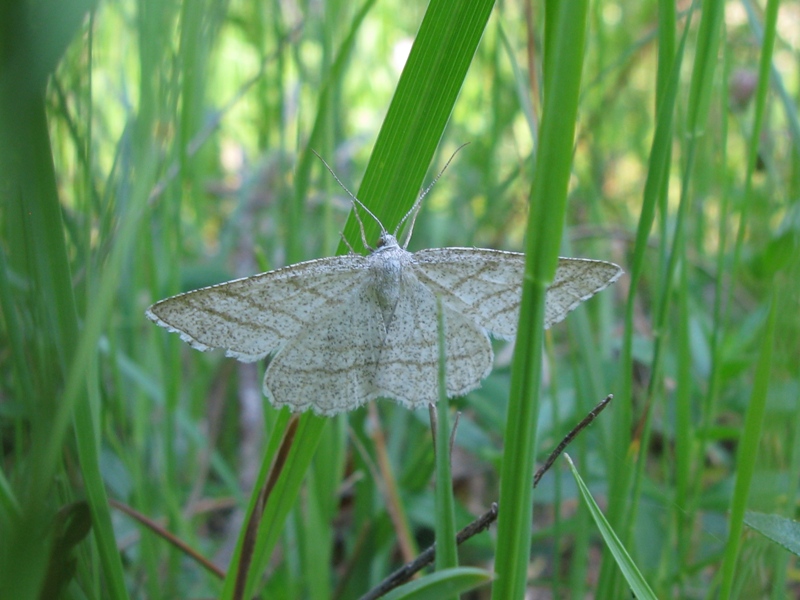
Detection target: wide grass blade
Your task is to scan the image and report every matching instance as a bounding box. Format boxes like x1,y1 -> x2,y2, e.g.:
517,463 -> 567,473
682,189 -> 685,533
341,0 -> 495,241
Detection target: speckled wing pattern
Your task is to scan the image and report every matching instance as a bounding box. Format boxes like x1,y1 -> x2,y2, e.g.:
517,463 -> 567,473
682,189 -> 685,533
263,272 -> 494,414
544,257 -> 624,328
263,277 -> 386,414
371,274 -> 493,409
411,248 -> 623,336
146,254 -> 369,362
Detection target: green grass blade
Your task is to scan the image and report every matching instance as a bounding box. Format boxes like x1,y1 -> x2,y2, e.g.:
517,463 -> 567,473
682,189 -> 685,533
1,5 -> 128,597
565,454 -> 657,600
719,295 -> 777,597
220,413 -> 325,599
729,0 -> 781,298
744,31 -> 800,160
492,2 -> 589,597
434,298 -> 458,578
717,3 -> 781,594
292,0 -> 378,262
381,567 -> 493,600
602,1 -> 721,592
340,0 -> 495,246
599,8 -> 693,595
684,0 -> 724,135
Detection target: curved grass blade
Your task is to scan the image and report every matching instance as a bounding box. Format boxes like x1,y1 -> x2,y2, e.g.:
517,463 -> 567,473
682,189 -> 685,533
379,567 -> 493,600
565,454 -> 657,600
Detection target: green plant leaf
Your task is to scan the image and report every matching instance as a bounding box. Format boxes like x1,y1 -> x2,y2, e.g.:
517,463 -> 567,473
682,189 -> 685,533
565,454 -> 658,600
380,567 -> 492,600
745,511 -> 800,557
492,2 -> 590,597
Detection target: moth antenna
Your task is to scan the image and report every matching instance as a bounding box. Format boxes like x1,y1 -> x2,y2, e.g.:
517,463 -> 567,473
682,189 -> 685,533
339,230 -> 357,254
394,142 -> 470,248
311,149 -> 385,251
351,205 -> 371,250
399,202 -> 423,249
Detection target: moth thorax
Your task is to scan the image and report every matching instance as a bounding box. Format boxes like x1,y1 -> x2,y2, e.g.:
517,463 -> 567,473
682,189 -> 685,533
370,252 -> 403,326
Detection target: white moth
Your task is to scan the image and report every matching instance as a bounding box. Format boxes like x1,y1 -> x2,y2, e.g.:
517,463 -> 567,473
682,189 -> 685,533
147,168 -> 623,415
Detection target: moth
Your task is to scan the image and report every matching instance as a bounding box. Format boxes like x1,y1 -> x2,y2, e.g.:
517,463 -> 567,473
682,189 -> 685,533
147,165 -> 623,415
